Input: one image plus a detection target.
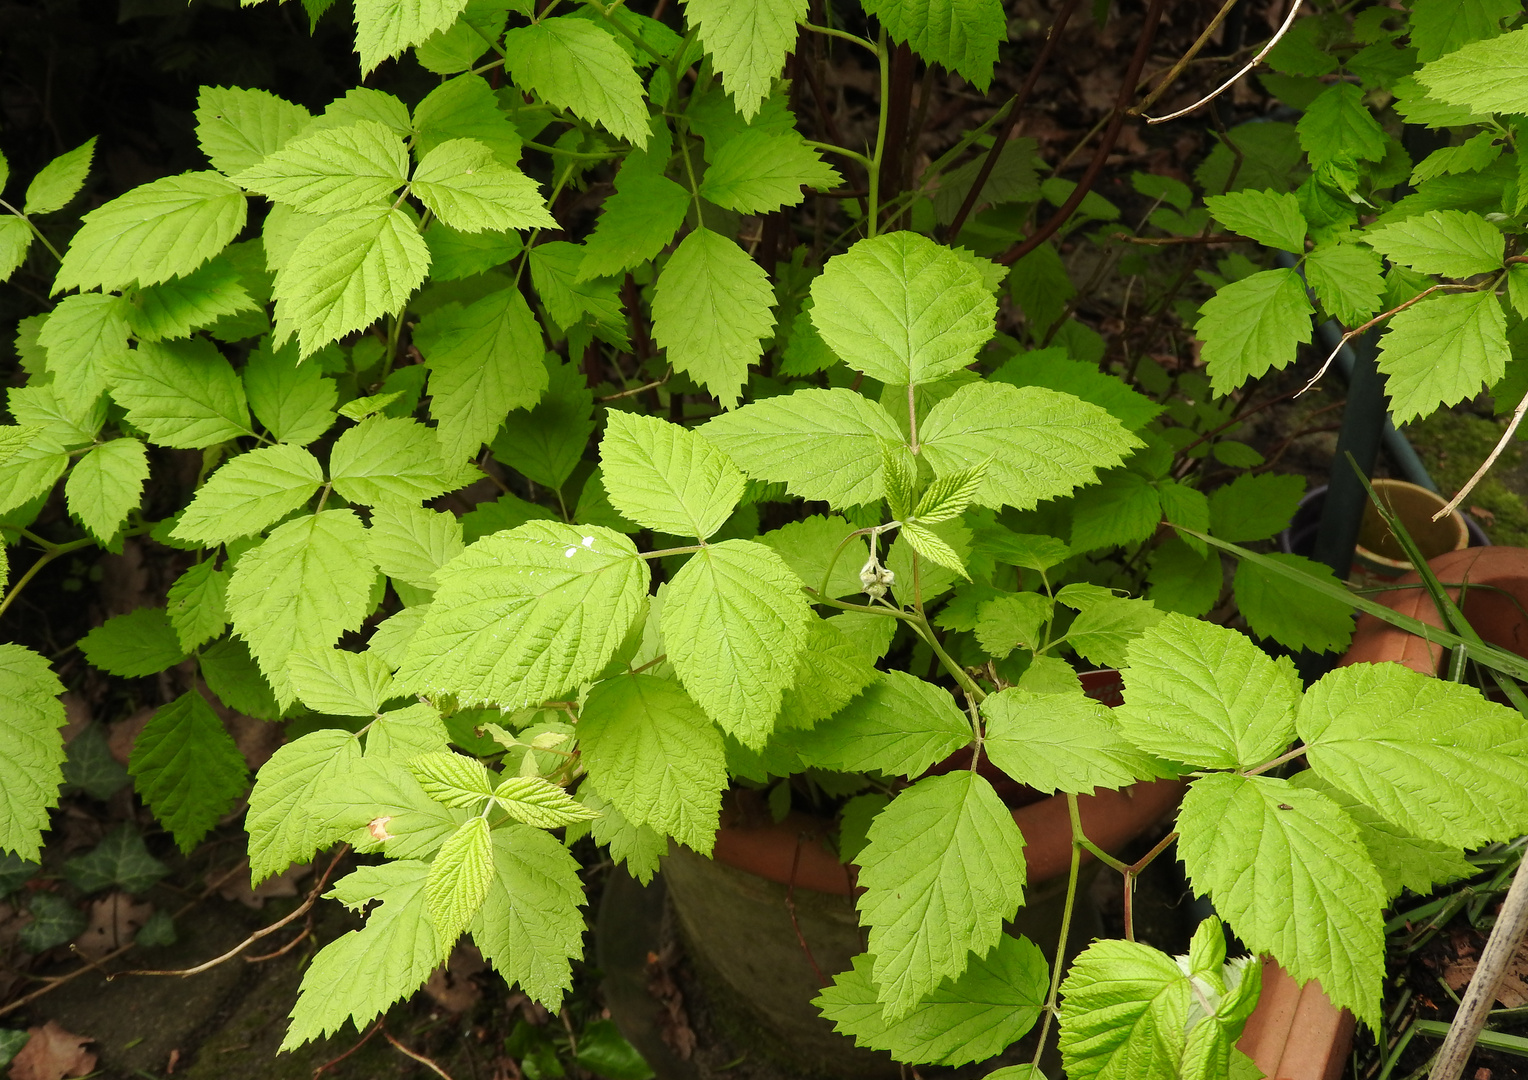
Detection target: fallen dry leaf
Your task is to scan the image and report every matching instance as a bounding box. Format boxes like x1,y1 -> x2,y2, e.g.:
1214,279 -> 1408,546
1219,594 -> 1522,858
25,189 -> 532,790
7,1021 -> 96,1080
216,859 -> 311,910
424,943 -> 487,1013
74,892 -> 154,959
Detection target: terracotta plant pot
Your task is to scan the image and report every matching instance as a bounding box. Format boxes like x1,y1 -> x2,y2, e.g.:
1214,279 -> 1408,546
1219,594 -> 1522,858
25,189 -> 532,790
658,669 -> 1186,1078
1237,547 -> 1528,1080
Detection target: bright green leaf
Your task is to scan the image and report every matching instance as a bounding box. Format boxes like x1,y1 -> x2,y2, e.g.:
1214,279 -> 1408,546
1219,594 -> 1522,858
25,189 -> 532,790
0,645 -> 67,860
1415,25 -> 1528,111
65,438 -> 148,544
600,411 -> 744,540
470,824 -> 584,1007
1207,471 -> 1305,543
289,648 -> 394,716
426,816 -> 493,949
108,338 -> 253,449
195,86 -> 313,176
366,502 -> 464,591
502,17 -> 649,146
246,729 -> 362,881
165,561 -> 229,652
1305,241 -> 1385,326
1196,268 -> 1313,395
681,0 -> 804,119
329,415 -> 457,506
243,337 -> 339,447
984,686 -> 1171,794
128,690 -> 249,852
1364,209 -> 1503,278
699,128 -> 839,213
129,257 -> 257,343
38,293 -> 132,403
24,138 -> 96,216
1297,83 -> 1388,168
171,443 -> 323,545
410,138 -> 555,233
862,0 -> 1004,90
354,0 -> 471,73
1234,552 -> 1354,655
577,169 -> 690,281
79,607 -> 186,677
1376,290 -> 1508,424
1204,189 -> 1307,251
793,669 -> 970,777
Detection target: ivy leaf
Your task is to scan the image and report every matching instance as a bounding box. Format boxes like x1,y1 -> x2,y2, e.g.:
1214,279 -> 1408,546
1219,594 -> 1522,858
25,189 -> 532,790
682,0 -> 804,119
128,690 -> 249,852
983,686 -> 1171,795
246,728 -> 362,882
862,0 -> 1004,90
425,817 -> 493,950
65,438 -> 148,544
410,139 -> 556,233
857,771 -> 1027,1020
816,936 -> 1049,1066
272,205 -> 430,357
366,503 -> 464,591
282,861 -> 446,1049
577,169 -> 690,281
502,18 -> 649,147
62,823 -> 169,894
329,416 -> 457,506
661,540 -> 812,749
288,649 -> 394,716
129,257 -> 258,343
397,521 -> 649,708
1297,83 -> 1388,168
919,382 -> 1141,511
702,387 -> 905,507
194,86 -> 313,176
1207,472 -> 1304,542
54,171 -> 247,294
1416,25 -> 1528,113
24,138 -> 96,216
225,510 -> 378,706
0,644 -> 67,860
1233,552 -> 1354,655
354,0 -> 470,74
600,411 -> 745,540
108,338 -> 253,449
1203,189 -> 1307,251
1304,241 -> 1385,326
1176,773 -> 1385,1028
1114,614 -> 1300,770
699,128 -> 840,214
792,669 -> 970,776
79,608 -> 186,678
1376,290 -> 1508,424
243,338 -> 338,447
652,227 -> 775,409
235,120 -> 408,214
810,232 -> 995,386
415,287 -> 548,462
171,443 -> 323,545
471,824 -> 585,1007
1299,662 -> 1528,849
1195,268 -> 1313,394
1364,209 -> 1503,278
166,561 -> 229,652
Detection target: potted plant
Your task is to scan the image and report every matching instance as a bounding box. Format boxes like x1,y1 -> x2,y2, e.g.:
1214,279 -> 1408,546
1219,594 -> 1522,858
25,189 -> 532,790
4,0 -> 1528,1077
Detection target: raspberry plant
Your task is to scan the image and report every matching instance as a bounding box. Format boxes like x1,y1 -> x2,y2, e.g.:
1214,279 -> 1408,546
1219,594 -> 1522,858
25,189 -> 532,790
5,1 -> 1528,1077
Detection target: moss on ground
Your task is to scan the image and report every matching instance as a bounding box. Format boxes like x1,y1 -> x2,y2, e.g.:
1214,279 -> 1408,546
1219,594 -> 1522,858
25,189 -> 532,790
1405,409 -> 1528,549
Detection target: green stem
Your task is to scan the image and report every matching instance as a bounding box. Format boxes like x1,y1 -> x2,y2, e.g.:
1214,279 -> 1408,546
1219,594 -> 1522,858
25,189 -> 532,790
641,544 -> 705,560
1242,745 -> 1308,777
865,28 -> 891,237
1031,806 -> 1085,1069
804,140 -> 872,168
0,535 -> 108,622
909,613 -> 985,703
676,123 -> 705,228
796,20 -> 876,52
817,526 -> 876,598
0,199 -> 65,263
1067,793 -> 1131,873
522,140 -> 622,161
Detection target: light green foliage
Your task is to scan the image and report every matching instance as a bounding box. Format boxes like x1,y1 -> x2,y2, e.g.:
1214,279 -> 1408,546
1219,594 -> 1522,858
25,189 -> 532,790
0,218 -> 30,282
398,521 -> 649,708
794,669 -> 970,776
1057,584 -> 1165,669
1299,662 -> 1528,848
471,824 -> 585,1006
1068,470 -> 1161,553
1364,209 -> 1503,278
577,169 -> 690,281
1233,552 -> 1354,655
246,728 -> 362,882
1304,242 -> 1386,326
1204,190 -> 1306,251
1195,268 -> 1313,394
863,0 -> 1004,90
108,338 -> 253,449
272,205 -> 430,356
54,171 -> 247,294
412,75 -> 521,166
225,510 -> 378,703
579,674 -> 726,851
409,139 -> 555,233
366,703 -> 450,761
23,138 -> 95,216
491,776 -> 595,827
1411,132 -> 1501,185
79,608 -> 186,677
699,129 -> 840,213
817,936 -> 1048,1066
416,0 -> 514,73
662,540 -> 812,748
1410,0 -> 1520,63
759,515 -> 870,599
128,690 -> 249,852
919,382 -> 1141,511
330,416 -> 457,506
236,120 -> 408,214
1297,83 -> 1388,168
857,771 -> 1027,1020
973,592 -> 1050,657
354,0 -> 470,74
682,0 -> 804,118
1207,472 -> 1304,542
0,645 -> 67,860
502,18 -> 649,147
1416,26 -> 1528,113
776,616 -> 880,729
195,86 -> 312,175
703,387 -> 905,506
172,443 -> 323,545
366,503 -> 464,591
984,687 -> 1170,794
1115,614 -> 1299,770
491,358 -> 594,489
289,649 -> 394,715
652,227 -> 776,408
65,438 -> 148,543
810,232 -> 995,386
243,338 -> 337,446
283,861 -> 446,1049
408,752 -> 495,806
1177,773 -> 1385,1028
166,561 -> 229,652
129,258 -> 258,343
1376,290 -> 1508,424
529,241 -> 626,339
416,287 -> 548,462
426,816 -> 494,950
579,788 -> 665,884
600,411 -> 745,539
